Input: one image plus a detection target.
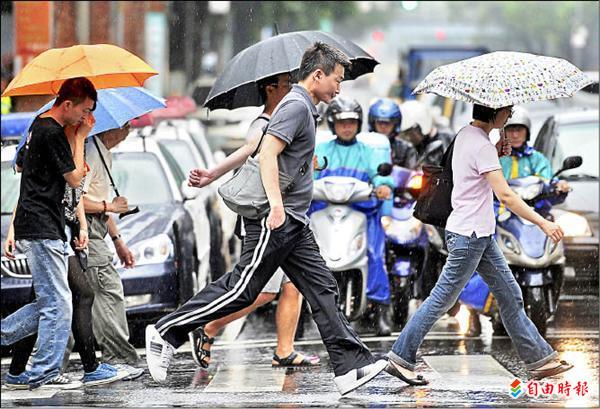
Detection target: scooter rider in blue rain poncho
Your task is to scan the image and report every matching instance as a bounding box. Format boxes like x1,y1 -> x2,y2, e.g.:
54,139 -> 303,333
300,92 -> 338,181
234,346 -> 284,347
311,96 -> 396,336
465,106 -> 571,337
368,98 -> 418,170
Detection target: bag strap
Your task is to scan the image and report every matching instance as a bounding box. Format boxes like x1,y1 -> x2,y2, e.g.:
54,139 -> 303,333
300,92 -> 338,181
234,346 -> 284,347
440,126 -> 468,171
250,120 -> 269,158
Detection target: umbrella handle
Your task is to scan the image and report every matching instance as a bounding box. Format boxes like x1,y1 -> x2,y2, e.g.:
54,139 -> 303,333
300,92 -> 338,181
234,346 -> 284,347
119,206 -> 140,219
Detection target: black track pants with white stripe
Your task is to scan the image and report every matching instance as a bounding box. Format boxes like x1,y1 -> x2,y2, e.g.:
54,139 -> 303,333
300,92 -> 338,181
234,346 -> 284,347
155,216 -> 375,376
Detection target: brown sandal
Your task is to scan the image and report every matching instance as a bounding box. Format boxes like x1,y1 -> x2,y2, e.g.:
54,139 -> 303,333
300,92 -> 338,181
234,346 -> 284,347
529,360 -> 573,380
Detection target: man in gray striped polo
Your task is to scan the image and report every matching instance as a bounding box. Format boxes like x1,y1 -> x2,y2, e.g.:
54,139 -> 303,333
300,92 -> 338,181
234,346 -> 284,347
145,42 -> 388,396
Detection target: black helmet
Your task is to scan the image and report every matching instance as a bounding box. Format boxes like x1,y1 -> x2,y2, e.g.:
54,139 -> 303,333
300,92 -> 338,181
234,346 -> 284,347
326,96 -> 363,135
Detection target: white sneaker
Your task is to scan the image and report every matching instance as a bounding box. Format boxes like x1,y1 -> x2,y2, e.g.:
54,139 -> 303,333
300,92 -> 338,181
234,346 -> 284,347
113,364 -> 144,381
333,359 -> 388,396
145,325 -> 176,383
36,374 -> 83,390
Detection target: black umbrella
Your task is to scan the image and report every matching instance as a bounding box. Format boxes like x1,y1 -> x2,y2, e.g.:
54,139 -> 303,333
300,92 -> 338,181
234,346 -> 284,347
204,30 -> 379,110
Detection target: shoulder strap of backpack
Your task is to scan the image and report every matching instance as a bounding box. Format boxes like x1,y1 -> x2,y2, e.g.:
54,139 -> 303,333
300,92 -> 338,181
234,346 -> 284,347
250,116 -> 270,158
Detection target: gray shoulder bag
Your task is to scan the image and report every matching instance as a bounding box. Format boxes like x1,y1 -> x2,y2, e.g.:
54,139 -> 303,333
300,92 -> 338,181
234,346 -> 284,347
218,119 -> 308,220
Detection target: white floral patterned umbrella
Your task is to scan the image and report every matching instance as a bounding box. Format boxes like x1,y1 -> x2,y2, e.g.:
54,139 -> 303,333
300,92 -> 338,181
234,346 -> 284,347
413,51 -> 594,109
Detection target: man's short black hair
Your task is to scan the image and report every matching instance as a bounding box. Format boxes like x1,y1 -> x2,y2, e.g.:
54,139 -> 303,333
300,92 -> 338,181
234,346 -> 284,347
54,77 -> 97,111
298,42 -> 351,81
472,104 -> 504,123
257,73 -> 281,104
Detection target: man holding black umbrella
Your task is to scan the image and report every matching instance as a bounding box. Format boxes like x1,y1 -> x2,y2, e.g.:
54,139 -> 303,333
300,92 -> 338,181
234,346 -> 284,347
185,72 -> 320,369
146,42 -> 387,395
82,124 -> 144,380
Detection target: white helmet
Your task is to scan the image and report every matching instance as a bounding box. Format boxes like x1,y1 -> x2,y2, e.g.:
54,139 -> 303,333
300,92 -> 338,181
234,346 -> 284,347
505,106 -> 532,133
399,100 -> 433,135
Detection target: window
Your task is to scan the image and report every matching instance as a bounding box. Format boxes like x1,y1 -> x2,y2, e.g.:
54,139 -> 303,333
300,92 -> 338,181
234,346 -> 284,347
111,152 -> 174,205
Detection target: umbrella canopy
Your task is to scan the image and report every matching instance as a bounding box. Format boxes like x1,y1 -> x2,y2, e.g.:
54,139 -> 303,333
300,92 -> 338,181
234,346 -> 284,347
413,51 -> 594,109
2,44 -> 158,97
13,87 -> 165,158
204,31 -> 378,110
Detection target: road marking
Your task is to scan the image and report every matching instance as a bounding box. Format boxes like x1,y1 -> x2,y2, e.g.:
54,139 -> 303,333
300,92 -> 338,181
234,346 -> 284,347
2,328 -> 597,366
559,295 -> 600,301
202,364 -> 286,393
422,355 -> 515,392
0,388 -> 58,401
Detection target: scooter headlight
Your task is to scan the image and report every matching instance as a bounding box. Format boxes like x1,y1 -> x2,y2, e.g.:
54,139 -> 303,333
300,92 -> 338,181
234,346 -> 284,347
350,233 -> 366,255
324,181 -> 355,203
386,217 -> 423,243
555,211 -> 592,237
381,216 -> 393,232
511,184 -> 543,201
500,232 -> 521,255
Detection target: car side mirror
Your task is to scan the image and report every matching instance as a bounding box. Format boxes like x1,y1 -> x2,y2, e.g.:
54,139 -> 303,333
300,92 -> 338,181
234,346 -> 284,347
377,163 -> 393,177
553,155 -> 582,178
181,180 -> 199,200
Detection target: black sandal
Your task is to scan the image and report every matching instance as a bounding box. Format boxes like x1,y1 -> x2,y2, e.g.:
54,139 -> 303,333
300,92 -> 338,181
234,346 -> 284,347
188,327 -> 215,369
272,351 -> 320,367
529,360 -> 574,380
385,360 -> 429,386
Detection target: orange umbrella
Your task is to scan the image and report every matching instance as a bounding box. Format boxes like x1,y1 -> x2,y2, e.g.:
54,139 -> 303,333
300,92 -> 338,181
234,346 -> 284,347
2,44 -> 158,97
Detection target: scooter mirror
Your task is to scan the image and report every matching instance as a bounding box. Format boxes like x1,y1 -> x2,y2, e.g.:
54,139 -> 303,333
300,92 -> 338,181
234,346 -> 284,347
553,156 -> 582,178
377,163 -> 393,177
561,156 -> 582,171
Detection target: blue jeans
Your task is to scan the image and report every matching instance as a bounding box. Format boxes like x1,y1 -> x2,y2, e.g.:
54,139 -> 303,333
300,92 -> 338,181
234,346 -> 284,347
365,207 -> 391,305
1,239 -> 72,387
388,231 -> 557,371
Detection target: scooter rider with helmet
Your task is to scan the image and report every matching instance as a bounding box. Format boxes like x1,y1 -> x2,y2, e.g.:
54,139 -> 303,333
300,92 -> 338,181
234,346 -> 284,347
399,100 -> 452,168
311,96 -> 396,336
368,98 -> 418,169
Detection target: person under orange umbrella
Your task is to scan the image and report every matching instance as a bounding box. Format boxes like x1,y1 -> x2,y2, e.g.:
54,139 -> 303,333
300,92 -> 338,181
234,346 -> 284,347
1,77 -> 97,389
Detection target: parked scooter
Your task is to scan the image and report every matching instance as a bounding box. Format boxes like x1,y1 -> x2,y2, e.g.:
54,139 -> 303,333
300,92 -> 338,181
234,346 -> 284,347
458,156 -> 582,336
310,165 -> 391,321
383,165 -> 430,328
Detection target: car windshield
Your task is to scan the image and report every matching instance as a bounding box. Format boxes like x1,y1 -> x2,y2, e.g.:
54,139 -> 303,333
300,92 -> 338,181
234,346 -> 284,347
158,140 -> 200,175
1,161 -> 21,214
553,121 -> 599,178
111,152 -> 174,205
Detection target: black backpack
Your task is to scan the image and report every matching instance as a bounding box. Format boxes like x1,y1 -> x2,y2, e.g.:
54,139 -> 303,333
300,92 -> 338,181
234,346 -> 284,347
413,137 -> 456,227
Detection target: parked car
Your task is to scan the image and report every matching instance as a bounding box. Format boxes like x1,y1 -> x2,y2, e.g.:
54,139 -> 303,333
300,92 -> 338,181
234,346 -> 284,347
1,144 -> 30,318
141,122 -> 230,281
162,118 -> 239,252
1,136 -> 202,346
192,106 -> 262,155
534,109 -> 599,288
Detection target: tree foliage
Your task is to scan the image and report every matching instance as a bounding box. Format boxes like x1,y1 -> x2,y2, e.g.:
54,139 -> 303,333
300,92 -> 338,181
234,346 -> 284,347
446,1 -> 598,68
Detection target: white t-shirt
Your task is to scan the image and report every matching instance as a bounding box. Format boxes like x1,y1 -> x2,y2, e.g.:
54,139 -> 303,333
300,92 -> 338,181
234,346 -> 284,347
83,137 -> 112,202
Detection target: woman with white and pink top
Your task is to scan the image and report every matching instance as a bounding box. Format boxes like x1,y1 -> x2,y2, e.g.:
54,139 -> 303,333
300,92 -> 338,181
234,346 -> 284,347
385,104 -> 574,386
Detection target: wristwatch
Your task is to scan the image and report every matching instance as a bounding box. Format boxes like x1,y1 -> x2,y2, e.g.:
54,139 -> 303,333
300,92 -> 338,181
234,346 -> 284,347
111,234 -> 122,242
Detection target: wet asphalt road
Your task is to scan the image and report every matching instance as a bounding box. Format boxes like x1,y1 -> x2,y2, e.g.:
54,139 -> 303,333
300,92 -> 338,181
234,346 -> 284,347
1,291 -> 598,407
